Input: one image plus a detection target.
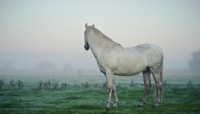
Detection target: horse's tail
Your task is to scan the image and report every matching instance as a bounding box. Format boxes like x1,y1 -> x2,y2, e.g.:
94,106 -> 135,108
160,66 -> 163,84
160,65 -> 163,105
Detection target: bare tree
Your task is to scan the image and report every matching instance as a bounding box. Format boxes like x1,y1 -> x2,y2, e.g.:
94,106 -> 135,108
163,80 -> 172,87
17,79 -> 23,90
63,64 -> 73,75
61,82 -> 67,89
171,85 -> 179,94
188,49 -> 200,73
0,80 -> 4,90
103,82 -> 107,89
10,79 -> 15,88
129,79 -> 137,87
36,80 -> 43,91
3,61 -> 12,75
116,84 -> 123,89
93,83 -> 98,88
35,61 -> 56,76
52,79 -> 59,92
81,81 -> 89,89
77,69 -> 83,76
186,80 -> 193,88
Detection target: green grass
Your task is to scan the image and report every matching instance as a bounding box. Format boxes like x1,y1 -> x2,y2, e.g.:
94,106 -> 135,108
0,75 -> 200,114
0,83 -> 200,114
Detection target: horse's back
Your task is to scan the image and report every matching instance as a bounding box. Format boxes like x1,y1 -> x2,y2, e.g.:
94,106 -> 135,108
122,44 -> 163,57
131,44 -> 162,53
129,44 -> 163,57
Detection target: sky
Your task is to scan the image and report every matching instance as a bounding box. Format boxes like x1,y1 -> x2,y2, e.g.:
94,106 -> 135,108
0,0 -> 200,70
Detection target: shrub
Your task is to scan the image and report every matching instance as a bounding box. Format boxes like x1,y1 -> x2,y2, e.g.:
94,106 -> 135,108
93,83 -> 98,88
163,80 -> 172,87
188,49 -> 200,73
9,79 -> 17,91
186,80 -> 193,88
61,82 -> 67,89
52,80 -> 59,92
17,79 -> 23,90
36,80 -> 43,91
171,85 -> 179,94
0,80 -> 4,90
129,79 -> 137,87
116,84 -> 122,89
81,81 -> 89,89
102,82 -> 107,89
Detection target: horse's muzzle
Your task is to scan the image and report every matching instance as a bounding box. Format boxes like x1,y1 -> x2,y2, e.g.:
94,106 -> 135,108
84,43 -> 89,50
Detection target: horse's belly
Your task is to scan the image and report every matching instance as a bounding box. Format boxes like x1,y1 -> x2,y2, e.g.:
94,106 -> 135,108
115,55 -> 147,76
114,70 -> 141,76
114,64 -> 147,76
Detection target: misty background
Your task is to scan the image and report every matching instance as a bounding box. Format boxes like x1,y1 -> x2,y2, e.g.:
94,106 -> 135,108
0,0 -> 200,76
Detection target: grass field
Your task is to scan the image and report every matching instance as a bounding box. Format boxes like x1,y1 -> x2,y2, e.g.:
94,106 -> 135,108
0,74 -> 200,114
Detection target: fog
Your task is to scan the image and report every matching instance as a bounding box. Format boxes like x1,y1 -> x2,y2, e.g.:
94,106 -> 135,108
0,1 -> 200,76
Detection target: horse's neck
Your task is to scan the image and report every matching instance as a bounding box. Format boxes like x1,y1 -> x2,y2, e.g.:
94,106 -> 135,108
88,34 -> 115,59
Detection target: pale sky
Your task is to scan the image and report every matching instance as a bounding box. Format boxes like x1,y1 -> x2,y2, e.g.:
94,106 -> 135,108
0,0 -> 200,70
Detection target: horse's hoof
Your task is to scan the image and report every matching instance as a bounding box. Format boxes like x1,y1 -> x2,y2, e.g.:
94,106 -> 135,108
105,103 -> 110,110
137,104 -> 143,107
113,105 -> 118,108
137,102 -> 143,107
153,104 -> 158,108
113,102 -> 118,107
105,107 -> 110,111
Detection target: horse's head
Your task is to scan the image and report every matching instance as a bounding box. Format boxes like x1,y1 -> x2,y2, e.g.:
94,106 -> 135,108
84,23 -> 95,51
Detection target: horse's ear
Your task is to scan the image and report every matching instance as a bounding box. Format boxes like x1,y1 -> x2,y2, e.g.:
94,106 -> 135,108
85,23 -> 88,28
93,24 -> 95,28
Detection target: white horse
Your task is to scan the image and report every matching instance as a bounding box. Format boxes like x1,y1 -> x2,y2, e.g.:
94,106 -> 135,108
84,24 -> 164,109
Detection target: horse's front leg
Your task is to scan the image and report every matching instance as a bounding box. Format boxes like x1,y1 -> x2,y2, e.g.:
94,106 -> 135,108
105,69 -> 114,109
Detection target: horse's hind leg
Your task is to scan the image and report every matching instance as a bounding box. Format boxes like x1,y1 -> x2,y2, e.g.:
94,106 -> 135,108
112,80 -> 118,107
152,71 -> 162,107
138,71 -> 151,107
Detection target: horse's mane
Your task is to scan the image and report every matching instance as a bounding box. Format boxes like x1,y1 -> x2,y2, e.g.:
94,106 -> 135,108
87,26 -> 123,49
91,27 -> 114,42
